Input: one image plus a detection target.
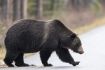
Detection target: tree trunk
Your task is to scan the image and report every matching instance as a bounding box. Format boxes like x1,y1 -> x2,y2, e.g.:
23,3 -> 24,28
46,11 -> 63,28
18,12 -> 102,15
1,0 -> 13,26
13,0 -> 27,21
7,0 -> 13,26
20,0 -> 28,19
13,0 -> 21,20
66,0 -> 92,11
1,0 -> 7,23
0,0 -> 2,22
35,0 -> 43,20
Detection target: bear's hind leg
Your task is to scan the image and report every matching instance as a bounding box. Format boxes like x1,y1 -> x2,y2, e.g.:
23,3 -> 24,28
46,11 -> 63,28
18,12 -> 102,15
4,51 -> 18,67
15,53 -> 29,67
40,49 -> 53,67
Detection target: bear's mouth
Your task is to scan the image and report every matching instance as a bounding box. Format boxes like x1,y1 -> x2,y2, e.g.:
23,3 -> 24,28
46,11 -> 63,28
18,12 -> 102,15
64,46 -> 84,54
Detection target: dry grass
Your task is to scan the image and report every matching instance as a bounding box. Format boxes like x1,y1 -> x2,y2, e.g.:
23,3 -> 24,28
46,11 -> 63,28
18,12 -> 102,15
0,48 -> 5,60
74,17 -> 105,34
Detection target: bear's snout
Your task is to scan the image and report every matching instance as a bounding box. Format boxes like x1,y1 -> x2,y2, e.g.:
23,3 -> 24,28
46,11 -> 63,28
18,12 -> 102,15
78,46 -> 84,54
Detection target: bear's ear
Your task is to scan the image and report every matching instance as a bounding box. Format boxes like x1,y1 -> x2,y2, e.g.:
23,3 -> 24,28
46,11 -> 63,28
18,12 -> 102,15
71,33 -> 77,39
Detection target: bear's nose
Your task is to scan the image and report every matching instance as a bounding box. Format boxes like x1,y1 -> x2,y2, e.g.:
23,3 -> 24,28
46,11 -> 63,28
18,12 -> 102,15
79,51 -> 84,54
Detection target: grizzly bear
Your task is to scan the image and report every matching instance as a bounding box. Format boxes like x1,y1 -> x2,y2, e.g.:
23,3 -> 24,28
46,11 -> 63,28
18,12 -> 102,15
4,19 -> 84,67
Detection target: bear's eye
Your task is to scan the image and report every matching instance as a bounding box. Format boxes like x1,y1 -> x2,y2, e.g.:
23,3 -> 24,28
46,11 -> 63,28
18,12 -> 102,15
70,33 -> 77,40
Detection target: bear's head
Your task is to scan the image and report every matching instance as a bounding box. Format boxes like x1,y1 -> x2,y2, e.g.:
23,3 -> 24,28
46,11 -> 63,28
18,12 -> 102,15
61,33 -> 84,54
51,19 -> 84,54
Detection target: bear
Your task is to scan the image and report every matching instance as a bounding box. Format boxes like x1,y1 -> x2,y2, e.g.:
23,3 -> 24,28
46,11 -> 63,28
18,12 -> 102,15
4,19 -> 84,67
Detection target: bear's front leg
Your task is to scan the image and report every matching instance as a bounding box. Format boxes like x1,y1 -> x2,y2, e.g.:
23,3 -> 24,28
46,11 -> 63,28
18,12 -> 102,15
40,49 -> 53,67
56,47 -> 80,66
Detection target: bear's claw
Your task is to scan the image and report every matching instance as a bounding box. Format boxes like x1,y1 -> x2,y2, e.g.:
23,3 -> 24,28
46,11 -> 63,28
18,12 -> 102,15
44,64 -> 53,67
70,61 -> 80,66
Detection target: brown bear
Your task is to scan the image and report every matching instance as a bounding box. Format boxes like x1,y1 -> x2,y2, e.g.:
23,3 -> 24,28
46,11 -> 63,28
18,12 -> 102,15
4,19 -> 84,67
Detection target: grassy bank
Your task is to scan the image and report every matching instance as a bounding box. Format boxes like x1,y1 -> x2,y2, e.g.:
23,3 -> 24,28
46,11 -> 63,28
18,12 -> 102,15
0,47 -> 5,60
74,17 -> 105,34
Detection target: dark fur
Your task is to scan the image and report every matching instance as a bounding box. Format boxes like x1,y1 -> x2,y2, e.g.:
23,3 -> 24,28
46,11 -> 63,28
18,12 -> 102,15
4,19 -> 82,67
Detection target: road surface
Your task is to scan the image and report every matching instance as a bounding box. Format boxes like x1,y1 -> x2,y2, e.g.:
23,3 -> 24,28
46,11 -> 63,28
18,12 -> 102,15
1,25 -> 105,70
